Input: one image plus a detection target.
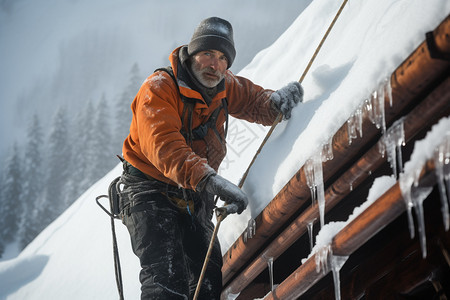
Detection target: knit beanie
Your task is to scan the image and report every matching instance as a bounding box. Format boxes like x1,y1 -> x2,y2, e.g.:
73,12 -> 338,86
188,17 -> 236,69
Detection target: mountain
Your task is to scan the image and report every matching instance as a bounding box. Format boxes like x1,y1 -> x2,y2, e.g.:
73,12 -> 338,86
0,0 -> 449,299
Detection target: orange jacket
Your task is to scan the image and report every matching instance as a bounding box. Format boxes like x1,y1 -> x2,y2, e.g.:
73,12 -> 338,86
122,46 -> 278,191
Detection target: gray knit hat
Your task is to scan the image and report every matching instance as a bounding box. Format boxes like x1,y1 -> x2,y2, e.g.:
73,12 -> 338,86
188,17 -> 236,68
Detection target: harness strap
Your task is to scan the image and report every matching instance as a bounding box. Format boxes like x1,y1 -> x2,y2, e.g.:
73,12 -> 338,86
154,66 -> 229,144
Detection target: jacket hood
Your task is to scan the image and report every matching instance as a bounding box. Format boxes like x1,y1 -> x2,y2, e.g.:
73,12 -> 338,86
169,46 -> 226,105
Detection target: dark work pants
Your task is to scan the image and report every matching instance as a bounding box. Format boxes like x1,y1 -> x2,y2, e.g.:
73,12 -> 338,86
120,175 -> 222,300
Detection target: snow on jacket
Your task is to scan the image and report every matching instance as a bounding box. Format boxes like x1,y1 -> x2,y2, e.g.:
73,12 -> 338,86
122,46 -> 278,191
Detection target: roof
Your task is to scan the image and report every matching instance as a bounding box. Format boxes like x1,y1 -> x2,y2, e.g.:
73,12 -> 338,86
221,14 -> 450,300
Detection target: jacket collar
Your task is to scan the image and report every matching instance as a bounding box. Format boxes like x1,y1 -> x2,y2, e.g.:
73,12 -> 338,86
170,46 -> 226,107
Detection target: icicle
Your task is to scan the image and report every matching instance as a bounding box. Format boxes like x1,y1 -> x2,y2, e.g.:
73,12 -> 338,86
347,105 -> 364,146
313,152 -> 326,229
221,286 -> 240,299
400,169 -> 433,257
267,257 -> 274,292
330,254 -> 349,300
368,83 -> 386,134
369,83 -> 388,158
322,136 -> 334,161
315,244 -> 331,274
412,187 -> 433,258
377,82 -> 387,134
314,245 -> 348,300
363,98 -> 372,117
356,106 -> 363,138
305,151 -> 326,228
243,218 -> 256,243
306,220 -> 316,252
383,117 -> 406,178
383,77 -> 393,107
226,293 -> 240,300
304,158 -> 317,205
399,174 -> 416,238
434,133 -> 450,231
347,112 -> 358,145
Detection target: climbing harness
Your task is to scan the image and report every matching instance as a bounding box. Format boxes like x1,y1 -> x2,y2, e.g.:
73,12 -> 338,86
155,66 -> 229,146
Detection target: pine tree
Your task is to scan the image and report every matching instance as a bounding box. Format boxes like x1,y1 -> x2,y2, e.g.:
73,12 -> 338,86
114,63 -> 141,152
40,107 -> 71,225
19,114 -> 44,249
68,108 -> 88,199
92,94 -> 116,181
80,100 -> 96,190
0,143 -> 23,246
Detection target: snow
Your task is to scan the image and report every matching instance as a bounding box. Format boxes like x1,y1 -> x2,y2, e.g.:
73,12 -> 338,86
1,0 -> 449,299
218,0 -> 450,251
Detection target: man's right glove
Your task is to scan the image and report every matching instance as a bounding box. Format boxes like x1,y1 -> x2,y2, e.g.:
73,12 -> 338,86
204,174 -> 248,214
270,81 -> 304,120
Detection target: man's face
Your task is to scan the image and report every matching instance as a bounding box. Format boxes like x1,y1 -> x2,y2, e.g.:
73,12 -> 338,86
191,50 -> 228,88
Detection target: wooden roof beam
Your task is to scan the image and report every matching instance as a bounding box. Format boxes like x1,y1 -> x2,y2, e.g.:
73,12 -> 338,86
221,75 -> 450,297
222,14 -> 450,285
264,158 -> 441,300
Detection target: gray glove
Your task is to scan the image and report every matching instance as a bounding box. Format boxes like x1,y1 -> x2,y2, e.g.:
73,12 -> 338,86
204,174 -> 248,214
270,81 -> 304,120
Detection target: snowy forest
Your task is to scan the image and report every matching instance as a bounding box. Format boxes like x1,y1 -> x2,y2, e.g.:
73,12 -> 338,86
0,63 -> 142,256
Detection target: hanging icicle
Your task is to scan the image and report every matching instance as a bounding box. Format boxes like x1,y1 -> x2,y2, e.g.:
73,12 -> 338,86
267,257 -> 274,292
347,112 -> 358,146
314,244 -> 348,300
399,118 -> 450,259
304,158 -> 317,205
347,106 -> 364,146
304,150 -> 326,228
315,244 -> 331,274
384,77 -> 393,107
243,218 -> 256,243
412,187 -> 433,258
433,132 -> 450,231
383,117 -> 406,179
313,152 -> 326,229
368,83 -> 386,134
330,253 -> 349,300
306,220 -> 316,252
365,81 -> 388,160
322,136 -> 334,161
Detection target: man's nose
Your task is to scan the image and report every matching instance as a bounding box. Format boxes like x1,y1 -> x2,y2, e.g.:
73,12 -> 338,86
209,57 -> 219,69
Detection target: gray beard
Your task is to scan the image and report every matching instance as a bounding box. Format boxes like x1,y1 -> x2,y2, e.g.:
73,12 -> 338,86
190,64 -> 224,88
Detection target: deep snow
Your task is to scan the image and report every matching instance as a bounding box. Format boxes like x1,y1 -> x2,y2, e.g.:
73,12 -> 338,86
0,0 -> 449,299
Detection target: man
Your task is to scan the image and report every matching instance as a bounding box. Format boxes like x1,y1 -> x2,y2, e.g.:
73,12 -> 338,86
119,17 -> 303,299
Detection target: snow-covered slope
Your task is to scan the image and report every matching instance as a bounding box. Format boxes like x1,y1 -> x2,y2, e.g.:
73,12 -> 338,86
0,0 -> 449,299
0,164 -> 139,299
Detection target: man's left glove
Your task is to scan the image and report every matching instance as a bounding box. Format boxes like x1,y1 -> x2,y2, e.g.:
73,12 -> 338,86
203,174 -> 248,214
270,81 -> 304,120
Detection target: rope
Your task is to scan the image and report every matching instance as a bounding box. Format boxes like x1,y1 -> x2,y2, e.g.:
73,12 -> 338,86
238,0 -> 349,189
95,194 -> 124,300
193,208 -> 228,300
